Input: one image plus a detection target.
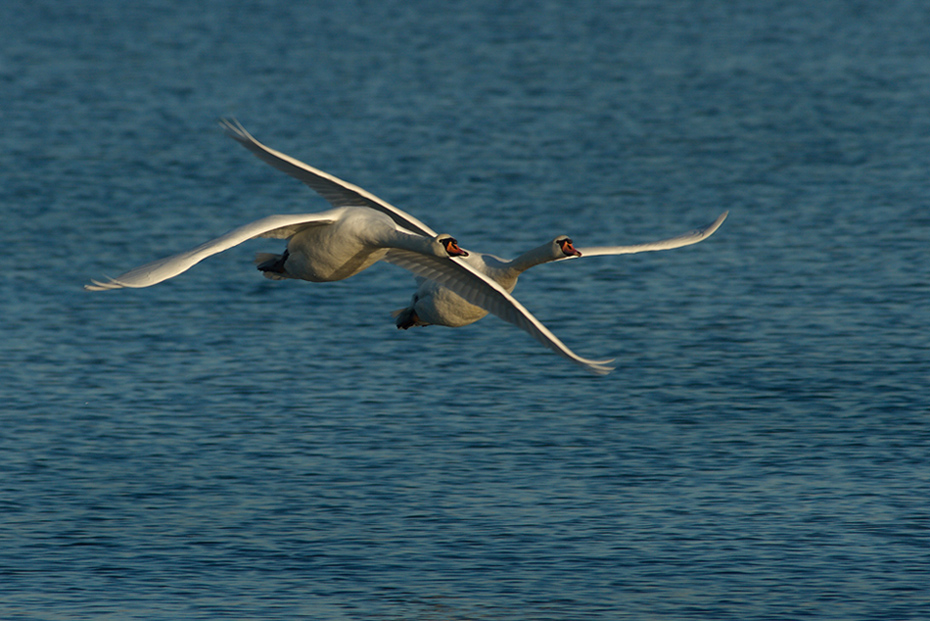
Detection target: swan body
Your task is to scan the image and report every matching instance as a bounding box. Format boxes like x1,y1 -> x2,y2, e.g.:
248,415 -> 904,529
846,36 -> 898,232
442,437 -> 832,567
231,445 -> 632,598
394,235 -> 579,328
86,118 -> 615,375
85,206 -> 465,291
395,212 -> 728,329
251,207 -> 465,283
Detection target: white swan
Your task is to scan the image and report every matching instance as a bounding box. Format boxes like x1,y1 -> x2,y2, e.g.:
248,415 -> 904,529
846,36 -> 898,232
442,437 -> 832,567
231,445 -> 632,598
393,212 -> 728,329
86,118 -> 615,375
84,206 -> 467,289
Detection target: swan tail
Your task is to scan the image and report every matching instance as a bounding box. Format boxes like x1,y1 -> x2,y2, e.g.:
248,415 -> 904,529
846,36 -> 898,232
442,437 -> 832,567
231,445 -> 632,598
393,307 -> 429,329
255,252 -> 290,280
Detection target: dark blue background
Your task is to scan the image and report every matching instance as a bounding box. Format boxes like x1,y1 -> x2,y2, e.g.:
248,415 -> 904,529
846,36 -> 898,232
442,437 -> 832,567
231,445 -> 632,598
2,1 -> 928,618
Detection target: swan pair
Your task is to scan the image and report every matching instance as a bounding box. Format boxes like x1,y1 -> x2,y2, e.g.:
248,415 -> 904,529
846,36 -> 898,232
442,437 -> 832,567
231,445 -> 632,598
86,119 -> 727,375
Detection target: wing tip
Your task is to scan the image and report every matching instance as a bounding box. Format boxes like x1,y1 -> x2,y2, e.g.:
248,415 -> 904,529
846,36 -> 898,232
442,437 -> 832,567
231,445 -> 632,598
218,117 -> 251,144
84,281 -> 114,292
582,357 -> 616,376
84,277 -> 131,291
703,211 -> 729,237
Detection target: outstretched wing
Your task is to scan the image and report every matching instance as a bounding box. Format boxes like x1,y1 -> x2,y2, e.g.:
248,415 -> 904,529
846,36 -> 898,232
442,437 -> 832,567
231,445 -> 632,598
385,250 -> 615,375
219,118 -> 438,238
564,211 -> 728,260
85,211 -> 342,291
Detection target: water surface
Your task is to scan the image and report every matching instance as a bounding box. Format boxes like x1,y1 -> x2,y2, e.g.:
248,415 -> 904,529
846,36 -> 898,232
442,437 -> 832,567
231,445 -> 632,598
1,1 -> 928,619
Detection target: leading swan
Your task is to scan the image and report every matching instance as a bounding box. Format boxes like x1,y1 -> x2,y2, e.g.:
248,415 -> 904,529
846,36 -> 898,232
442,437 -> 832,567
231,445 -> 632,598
394,212 -> 728,329
86,119 -> 615,375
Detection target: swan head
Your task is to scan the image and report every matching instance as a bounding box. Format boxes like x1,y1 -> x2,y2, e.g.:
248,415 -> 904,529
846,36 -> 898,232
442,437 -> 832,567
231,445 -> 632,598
436,235 -> 469,257
554,235 -> 582,258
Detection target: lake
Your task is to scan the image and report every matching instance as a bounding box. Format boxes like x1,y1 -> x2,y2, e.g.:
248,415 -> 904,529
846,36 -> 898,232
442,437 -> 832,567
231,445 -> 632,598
1,0 -> 928,619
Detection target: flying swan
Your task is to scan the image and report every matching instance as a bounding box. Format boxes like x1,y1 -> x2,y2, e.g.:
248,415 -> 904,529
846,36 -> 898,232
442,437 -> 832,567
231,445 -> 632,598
393,212 -> 728,329
86,118 -> 615,375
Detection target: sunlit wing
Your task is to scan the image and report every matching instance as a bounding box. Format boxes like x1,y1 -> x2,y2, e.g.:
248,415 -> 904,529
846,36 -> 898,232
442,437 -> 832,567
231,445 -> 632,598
219,118 -> 438,238
563,211 -> 728,260
385,250 -> 616,375
84,211 -> 341,291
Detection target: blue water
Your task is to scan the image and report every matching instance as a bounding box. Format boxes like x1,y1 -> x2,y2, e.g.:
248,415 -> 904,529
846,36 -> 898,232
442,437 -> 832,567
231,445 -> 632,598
2,0 -> 929,618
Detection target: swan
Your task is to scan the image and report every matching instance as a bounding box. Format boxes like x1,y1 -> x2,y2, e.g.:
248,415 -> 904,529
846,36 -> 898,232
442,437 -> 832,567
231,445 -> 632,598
86,118 -> 615,375
394,212 -> 728,329
84,206 -> 467,289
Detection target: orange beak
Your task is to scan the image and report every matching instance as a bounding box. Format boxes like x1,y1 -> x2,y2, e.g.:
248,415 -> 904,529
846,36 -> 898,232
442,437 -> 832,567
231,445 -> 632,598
562,241 -> 582,257
444,239 -> 469,257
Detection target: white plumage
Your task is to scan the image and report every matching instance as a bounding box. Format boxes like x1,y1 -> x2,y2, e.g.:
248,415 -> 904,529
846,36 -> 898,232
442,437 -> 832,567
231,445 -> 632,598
86,119 -> 619,375
394,213 -> 728,329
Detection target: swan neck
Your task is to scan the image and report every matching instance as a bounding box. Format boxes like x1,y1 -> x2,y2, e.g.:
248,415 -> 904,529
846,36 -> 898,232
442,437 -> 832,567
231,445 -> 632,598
386,229 -> 441,255
509,242 -> 560,274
